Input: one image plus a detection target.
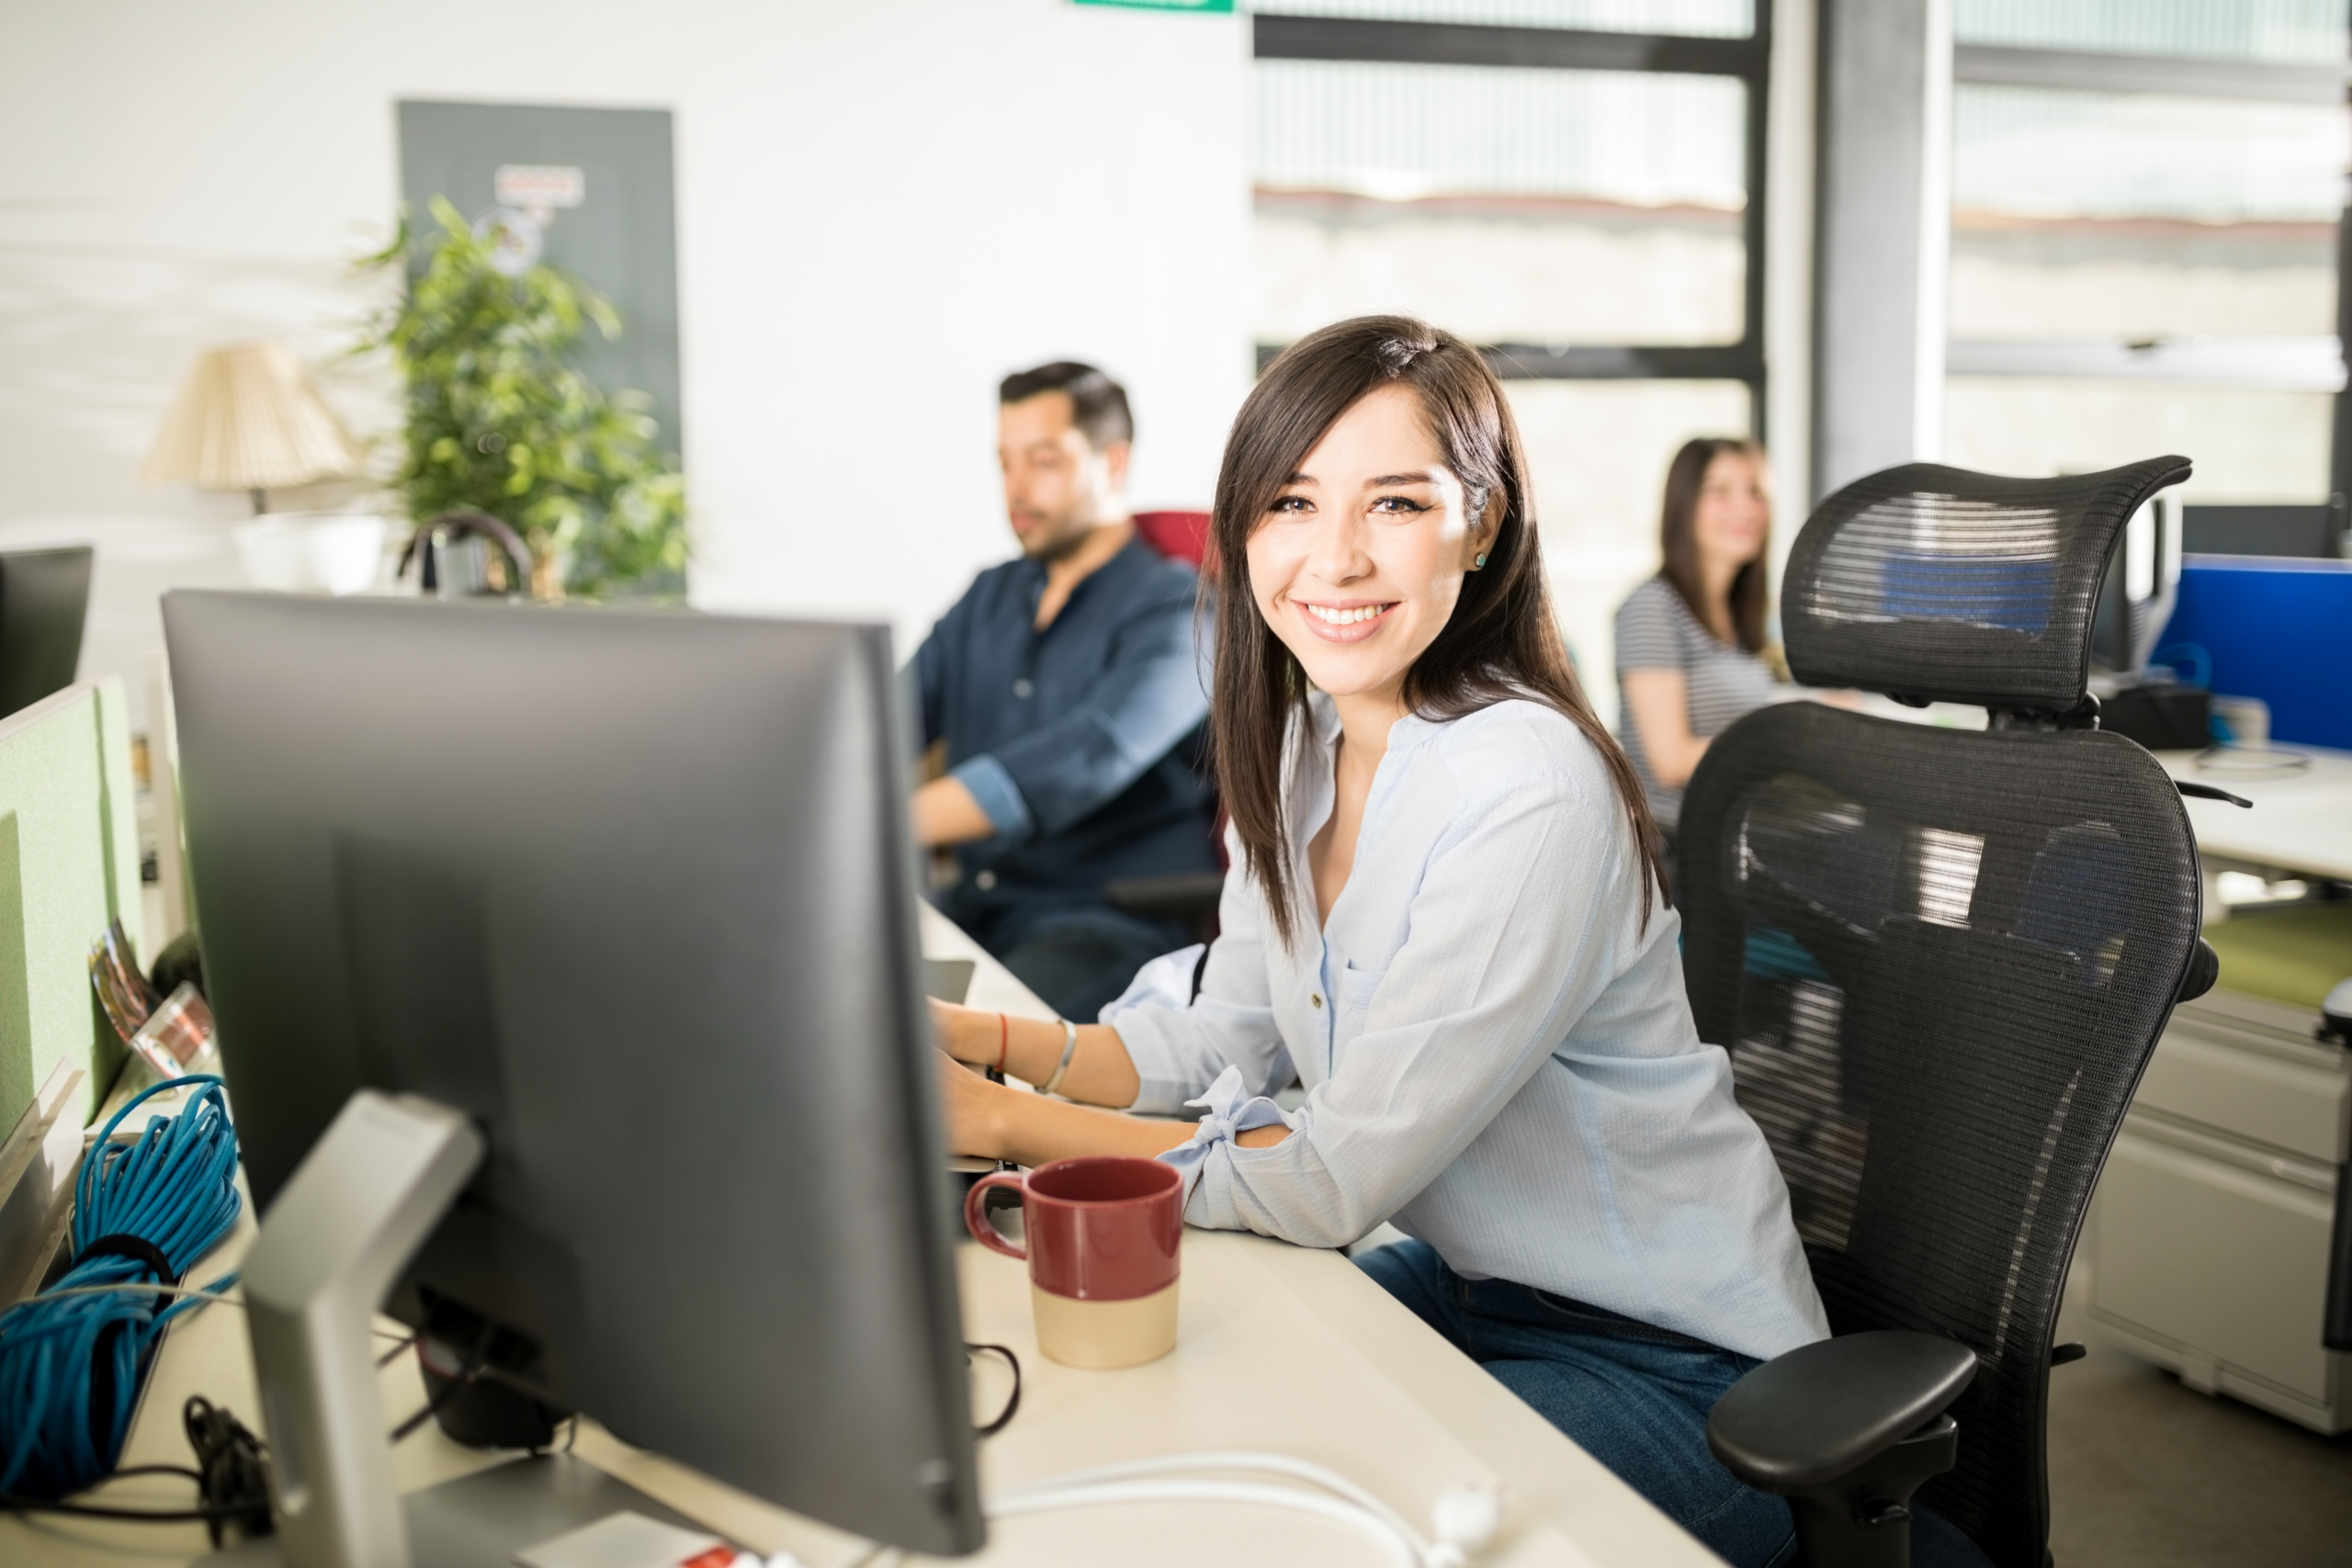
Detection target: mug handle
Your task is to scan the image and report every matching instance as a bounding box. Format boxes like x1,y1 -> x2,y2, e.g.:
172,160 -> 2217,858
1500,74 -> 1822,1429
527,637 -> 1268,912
964,1172 -> 1027,1260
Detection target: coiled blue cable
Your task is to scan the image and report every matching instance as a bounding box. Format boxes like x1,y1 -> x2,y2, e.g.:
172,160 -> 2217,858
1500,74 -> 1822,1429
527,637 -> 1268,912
0,1074 -> 242,1500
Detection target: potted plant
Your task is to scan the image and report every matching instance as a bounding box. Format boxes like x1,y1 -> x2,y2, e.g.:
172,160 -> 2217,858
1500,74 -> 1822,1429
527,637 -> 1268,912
358,200 -> 687,601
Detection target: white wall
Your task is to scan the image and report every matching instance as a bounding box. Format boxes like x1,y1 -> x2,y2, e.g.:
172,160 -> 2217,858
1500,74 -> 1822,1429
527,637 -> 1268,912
0,0 -> 1254,723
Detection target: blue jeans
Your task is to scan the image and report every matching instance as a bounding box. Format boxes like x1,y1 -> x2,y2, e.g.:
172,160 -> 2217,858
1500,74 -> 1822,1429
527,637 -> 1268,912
1356,1240 -> 1797,1568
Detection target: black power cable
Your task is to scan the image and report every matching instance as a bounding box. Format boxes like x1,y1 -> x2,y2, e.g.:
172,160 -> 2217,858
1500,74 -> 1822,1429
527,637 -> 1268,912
0,1397 -> 271,1542
967,1341 -> 1022,1438
184,1396 -> 272,1546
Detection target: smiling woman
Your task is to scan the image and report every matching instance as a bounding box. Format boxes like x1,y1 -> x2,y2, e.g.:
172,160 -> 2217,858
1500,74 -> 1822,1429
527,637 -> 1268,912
1210,316 -> 1661,943
927,317 -> 1851,1568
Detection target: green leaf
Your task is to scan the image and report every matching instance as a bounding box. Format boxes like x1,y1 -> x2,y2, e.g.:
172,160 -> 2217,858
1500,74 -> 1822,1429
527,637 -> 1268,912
356,196 -> 689,600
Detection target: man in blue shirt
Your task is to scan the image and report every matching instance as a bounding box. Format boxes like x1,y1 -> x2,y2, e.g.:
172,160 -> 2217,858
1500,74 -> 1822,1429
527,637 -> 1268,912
910,362 -> 1217,1021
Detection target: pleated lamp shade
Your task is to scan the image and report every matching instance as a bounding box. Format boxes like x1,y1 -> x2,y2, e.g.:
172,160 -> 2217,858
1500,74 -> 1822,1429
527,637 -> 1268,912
141,341 -> 361,502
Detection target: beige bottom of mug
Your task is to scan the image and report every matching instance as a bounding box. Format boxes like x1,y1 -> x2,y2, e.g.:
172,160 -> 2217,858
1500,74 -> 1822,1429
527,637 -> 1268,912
1030,1280 -> 1180,1370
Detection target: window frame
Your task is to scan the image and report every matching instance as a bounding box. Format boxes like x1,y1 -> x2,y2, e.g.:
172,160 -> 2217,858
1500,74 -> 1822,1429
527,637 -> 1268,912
1250,7 -> 1774,429
1941,25 -> 2352,507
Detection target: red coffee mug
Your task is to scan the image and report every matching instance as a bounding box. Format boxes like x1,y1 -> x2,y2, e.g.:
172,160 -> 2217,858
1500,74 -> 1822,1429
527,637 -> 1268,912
964,1156 -> 1183,1369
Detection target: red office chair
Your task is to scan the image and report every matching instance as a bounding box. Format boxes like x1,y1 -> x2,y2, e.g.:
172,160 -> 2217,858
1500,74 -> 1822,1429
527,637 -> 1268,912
1132,511 -> 1216,580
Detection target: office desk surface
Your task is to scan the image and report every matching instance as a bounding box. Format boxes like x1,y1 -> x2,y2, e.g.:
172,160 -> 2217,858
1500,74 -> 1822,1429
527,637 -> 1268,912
2155,744 -> 2352,884
2,907 -> 1703,1568
581,1235 -> 1703,1568
1853,712 -> 2352,884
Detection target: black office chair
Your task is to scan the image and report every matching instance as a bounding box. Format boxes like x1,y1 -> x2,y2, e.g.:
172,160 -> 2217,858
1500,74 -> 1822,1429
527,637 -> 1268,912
0,545 -> 94,719
1681,457 -> 2222,1568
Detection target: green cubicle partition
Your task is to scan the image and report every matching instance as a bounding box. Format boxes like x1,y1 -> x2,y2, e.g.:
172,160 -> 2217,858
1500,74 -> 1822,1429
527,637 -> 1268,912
0,680 -> 143,1134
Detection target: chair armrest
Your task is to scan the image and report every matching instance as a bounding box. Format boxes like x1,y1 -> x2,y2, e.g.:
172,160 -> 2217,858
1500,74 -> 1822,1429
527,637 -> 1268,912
1707,1330 -> 1977,1492
1105,873 -> 1226,926
2177,937 -> 2218,1002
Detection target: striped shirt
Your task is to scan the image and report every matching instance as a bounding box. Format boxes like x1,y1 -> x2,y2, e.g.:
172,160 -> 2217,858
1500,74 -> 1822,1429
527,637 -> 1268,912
1110,694 -> 1828,1363
1613,575 -> 1783,829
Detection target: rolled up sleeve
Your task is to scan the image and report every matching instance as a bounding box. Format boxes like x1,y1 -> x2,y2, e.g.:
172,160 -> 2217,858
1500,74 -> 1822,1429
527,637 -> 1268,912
1177,771 -> 1633,1248
981,591 -> 1209,840
947,754 -> 1035,840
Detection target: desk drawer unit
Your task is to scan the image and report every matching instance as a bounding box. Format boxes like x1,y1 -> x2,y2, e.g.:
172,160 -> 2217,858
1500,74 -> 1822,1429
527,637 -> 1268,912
2086,987 -> 2351,1433
2132,1011 -> 2347,1161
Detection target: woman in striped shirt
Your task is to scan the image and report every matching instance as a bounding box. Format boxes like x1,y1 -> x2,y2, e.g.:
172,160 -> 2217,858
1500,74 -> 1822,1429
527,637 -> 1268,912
1614,438 -> 1786,866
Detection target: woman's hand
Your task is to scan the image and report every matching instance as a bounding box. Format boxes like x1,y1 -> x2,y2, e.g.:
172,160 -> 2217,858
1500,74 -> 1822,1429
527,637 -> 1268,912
935,1050 -> 1006,1159
930,998 -> 995,1066
930,1001 -> 1146,1110
934,1048 -> 1207,1168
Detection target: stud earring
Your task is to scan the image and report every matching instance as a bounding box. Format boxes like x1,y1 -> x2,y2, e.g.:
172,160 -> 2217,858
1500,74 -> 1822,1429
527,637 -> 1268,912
1474,552 -> 1488,568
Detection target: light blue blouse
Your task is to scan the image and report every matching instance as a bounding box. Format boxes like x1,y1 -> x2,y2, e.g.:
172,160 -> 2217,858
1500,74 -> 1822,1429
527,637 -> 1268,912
1109,694 -> 1828,1363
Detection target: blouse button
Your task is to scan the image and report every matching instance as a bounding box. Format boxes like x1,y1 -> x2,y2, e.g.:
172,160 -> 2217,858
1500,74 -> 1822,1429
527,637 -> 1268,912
1310,993 -> 1323,1008
1012,678 -> 1035,698
975,870 -> 998,890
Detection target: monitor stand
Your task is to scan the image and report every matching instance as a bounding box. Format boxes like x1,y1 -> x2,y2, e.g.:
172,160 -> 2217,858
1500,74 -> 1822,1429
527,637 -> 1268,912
202,1090 -> 719,1567
207,1453 -> 718,1567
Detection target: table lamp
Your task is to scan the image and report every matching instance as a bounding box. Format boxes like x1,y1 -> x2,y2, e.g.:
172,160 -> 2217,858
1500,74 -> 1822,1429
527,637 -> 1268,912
140,341 -> 361,513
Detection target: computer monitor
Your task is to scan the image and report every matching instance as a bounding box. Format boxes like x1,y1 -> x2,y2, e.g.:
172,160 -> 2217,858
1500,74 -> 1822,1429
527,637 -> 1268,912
2182,501 -> 2345,559
0,545 -> 93,718
2090,491 -> 2181,675
163,591 -> 982,1560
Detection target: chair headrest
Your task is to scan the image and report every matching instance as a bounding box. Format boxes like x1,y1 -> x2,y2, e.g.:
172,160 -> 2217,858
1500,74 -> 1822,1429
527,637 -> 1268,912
1782,456 -> 2192,713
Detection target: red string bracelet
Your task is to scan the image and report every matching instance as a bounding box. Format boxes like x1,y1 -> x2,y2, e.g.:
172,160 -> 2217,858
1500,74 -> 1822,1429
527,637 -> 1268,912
996,1012 -> 1010,1074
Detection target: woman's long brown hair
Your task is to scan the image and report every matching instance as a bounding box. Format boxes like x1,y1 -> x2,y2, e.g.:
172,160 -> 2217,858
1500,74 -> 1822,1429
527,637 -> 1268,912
1657,435 -> 1770,654
1207,316 -> 1666,948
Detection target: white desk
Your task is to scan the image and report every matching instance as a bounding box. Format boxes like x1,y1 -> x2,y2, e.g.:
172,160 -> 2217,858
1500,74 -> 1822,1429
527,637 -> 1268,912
1851,708 -> 2352,885
2154,744 -> 2352,885
1,908 -> 1708,1568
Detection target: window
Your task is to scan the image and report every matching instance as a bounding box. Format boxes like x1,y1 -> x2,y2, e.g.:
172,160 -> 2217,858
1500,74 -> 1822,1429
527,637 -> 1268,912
1944,0 -> 2350,508
1252,1 -> 1770,720
1265,0 -> 1752,39
1504,378 -> 1754,699
1256,61 -> 1747,346
1954,0 -> 2346,63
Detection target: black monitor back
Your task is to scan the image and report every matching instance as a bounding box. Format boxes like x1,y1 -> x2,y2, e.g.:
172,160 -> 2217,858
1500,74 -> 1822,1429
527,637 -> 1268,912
2181,502 -> 2340,559
162,591 -> 981,1556
0,547 -> 93,718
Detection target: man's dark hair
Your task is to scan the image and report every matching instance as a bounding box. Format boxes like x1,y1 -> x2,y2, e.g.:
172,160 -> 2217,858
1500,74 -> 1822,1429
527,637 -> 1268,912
1000,361 -> 1134,450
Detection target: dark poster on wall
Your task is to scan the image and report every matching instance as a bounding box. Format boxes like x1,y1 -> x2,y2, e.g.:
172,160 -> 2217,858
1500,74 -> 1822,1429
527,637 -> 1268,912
396,101 -> 684,462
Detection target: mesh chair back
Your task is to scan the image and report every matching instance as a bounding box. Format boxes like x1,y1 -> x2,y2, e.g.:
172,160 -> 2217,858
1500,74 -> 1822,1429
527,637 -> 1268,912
1783,457 -> 2188,711
1679,459 -> 2202,1567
